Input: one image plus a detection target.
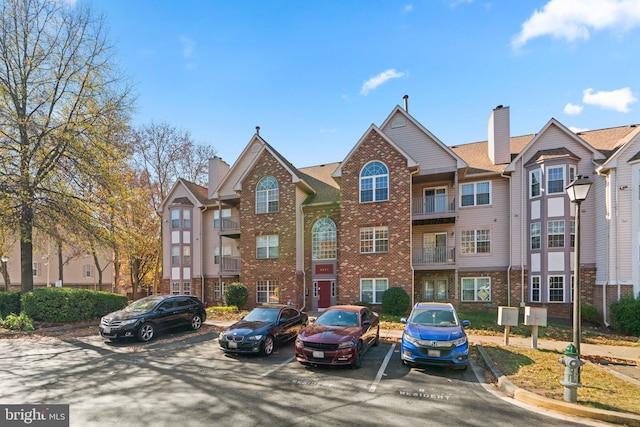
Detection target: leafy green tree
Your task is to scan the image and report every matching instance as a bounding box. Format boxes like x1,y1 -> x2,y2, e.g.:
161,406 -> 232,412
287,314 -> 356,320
0,0 -> 133,292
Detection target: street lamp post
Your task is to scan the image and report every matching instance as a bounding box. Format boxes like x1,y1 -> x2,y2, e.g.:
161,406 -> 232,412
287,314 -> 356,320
1,255 -> 9,292
565,175 -> 593,356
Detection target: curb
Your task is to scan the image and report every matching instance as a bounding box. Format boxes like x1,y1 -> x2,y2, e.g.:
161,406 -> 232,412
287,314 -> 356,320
476,344 -> 640,426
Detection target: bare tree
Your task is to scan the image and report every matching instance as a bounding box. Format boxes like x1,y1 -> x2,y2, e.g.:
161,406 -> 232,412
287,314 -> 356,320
0,0 -> 133,292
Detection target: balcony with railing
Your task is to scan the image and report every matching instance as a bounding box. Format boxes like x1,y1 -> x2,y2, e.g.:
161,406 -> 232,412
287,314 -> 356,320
220,256 -> 240,274
412,246 -> 456,269
412,193 -> 457,220
219,216 -> 241,238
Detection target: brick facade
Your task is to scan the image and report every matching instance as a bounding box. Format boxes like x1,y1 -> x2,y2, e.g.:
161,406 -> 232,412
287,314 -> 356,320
337,130 -> 413,304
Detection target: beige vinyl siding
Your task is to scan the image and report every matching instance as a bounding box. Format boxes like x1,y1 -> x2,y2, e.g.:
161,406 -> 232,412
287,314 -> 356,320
609,151 -> 635,285
216,151 -> 257,197
594,175 -> 609,284
200,208 -> 215,277
457,178 -> 510,269
382,113 -> 458,176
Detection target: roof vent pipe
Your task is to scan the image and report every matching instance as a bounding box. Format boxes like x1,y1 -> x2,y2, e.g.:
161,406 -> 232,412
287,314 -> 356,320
256,126 -> 260,136
403,95 -> 409,112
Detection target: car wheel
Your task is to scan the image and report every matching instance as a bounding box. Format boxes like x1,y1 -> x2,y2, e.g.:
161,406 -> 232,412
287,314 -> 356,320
373,327 -> 380,346
137,323 -> 155,342
351,341 -> 363,369
261,335 -> 275,356
190,314 -> 203,330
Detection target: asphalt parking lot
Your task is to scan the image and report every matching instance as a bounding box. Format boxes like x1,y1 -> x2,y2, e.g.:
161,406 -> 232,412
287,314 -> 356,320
0,325 -> 602,427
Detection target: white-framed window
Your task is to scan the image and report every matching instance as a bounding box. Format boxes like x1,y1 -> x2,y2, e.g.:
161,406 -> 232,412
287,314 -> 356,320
171,246 -> 180,265
547,220 -> 565,248
257,235 -> 279,259
531,276 -> 541,302
360,161 -> 389,203
183,282 -> 191,295
569,165 -> 576,183
171,209 -> 180,229
360,226 -> 389,253
256,176 -> 279,214
171,282 -> 180,295
530,169 -> 541,198
549,275 -> 565,302
257,280 -> 279,303
461,181 -> 491,207
214,282 -> 226,301
547,166 -> 565,194
32,262 -> 41,277
183,210 -> 191,229
83,264 -> 93,278
570,220 -> 575,248
214,208 -> 232,229
214,245 -> 232,264
570,275 -> 575,303
425,279 -> 447,300
360,278 -> 388,303
312,218 -> 337,260
461,229 -> 490,254
461,277 -> 491,302
183,246 -> 191,265
530,222 -> 541,249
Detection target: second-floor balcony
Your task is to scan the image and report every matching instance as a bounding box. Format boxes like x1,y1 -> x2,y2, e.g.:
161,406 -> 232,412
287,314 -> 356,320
219,217 -> 240,238
412,194 -> 457,219
412,247 -> 456,268
220,256 -> 240,274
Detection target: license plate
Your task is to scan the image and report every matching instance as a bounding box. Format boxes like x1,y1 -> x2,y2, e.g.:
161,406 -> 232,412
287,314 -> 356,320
312,351 -> 324,358
428,349 -> 441,357
229,341 -> 238,349
103,327 -> 111,334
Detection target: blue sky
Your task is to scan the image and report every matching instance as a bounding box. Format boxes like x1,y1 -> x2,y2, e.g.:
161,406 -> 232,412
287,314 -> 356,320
89,0 -> 640,168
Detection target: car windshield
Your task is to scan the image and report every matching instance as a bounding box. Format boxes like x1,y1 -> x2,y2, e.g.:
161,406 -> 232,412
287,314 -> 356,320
125,298 -> 160,312
409,308 -> 458,327
243,308 -> 279,323
315,310 -> 359,327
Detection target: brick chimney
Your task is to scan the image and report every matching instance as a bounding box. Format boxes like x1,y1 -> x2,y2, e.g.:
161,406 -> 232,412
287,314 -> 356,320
488,105 -> 510,165
208,156 -> 230,199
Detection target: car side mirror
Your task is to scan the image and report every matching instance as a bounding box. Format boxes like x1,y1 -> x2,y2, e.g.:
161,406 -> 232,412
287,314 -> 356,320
362,320 -> 372,327
462,320 -> 471,327
400,318 -> 408,323
157,307 -> 166,312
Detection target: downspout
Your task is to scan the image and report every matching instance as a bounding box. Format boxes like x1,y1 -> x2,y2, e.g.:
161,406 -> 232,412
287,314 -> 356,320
501,171 -> 512,307
615,174 -> 621,302
410,167 -> 419,308
299,204 -> 306,312
218,200 -> 223,304
596,167 -> 611,327
201,206 -> 208,303
520,159 -> 525,306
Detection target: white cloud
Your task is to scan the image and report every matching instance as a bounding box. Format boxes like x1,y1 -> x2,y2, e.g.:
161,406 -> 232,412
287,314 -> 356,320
404,4 -> 413,13
564,103 -> 584,115
447,0 -> 473,7
360,69 -> 406,95
512,0 -> 640,48
179,35 -> 196,58
569,126 -> 590,133
583,87 -> 637,112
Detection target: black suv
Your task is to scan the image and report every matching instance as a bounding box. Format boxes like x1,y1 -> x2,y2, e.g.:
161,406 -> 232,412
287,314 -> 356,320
99,294 -> 207,342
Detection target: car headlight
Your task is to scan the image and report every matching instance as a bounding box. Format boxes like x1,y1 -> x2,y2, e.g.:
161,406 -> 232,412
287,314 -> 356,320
338,341 -> 355,349
453,336 -> 468,347
120,319 -> 138,326
247,335 -> 263,341
295,337 -> 303,346
218,331 -> 228,341
403,331 -> 419,345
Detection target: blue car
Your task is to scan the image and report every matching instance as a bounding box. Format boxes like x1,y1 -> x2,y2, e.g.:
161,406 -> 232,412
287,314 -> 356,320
400,302 -> 470,370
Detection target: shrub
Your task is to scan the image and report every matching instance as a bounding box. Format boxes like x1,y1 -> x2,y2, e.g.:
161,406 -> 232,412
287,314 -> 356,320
381,287 -> 411,316
610,296 -> 640,337
581,303 -> 599,324
0,291 -> 21,317
1,312 -> 34,331
22,288 -> 128,322
224,282 -> 249,309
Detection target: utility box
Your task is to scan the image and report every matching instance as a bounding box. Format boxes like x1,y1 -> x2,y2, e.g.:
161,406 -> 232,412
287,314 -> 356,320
497,306 -> 519,326
524,306 -> 547,326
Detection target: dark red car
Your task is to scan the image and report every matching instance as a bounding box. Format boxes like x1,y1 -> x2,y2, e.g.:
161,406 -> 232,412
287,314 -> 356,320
295,305 -> 379,369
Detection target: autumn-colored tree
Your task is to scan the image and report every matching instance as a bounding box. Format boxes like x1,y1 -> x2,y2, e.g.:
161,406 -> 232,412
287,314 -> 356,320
0,0 -> 133,292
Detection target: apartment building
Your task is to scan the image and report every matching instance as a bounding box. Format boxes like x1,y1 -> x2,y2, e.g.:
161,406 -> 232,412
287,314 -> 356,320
158,100 -> 640,321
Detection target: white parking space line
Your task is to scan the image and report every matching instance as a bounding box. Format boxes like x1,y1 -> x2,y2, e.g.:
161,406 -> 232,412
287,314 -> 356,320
369,343 -> 396,393
261,356 -> 296,377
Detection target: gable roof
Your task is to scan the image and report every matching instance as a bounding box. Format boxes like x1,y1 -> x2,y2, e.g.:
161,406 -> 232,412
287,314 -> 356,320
333,124 -> 418,178
157,178 -> 209,213
299,162 -> 341,206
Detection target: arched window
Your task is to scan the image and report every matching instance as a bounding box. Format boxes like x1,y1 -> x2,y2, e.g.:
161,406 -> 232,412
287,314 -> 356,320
360,161 -> 388,203
256,176 -> 279,213
312,218 -> 337,260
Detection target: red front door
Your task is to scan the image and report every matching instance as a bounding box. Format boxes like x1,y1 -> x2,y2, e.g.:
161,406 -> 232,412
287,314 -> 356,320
318,280 -> 331,309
